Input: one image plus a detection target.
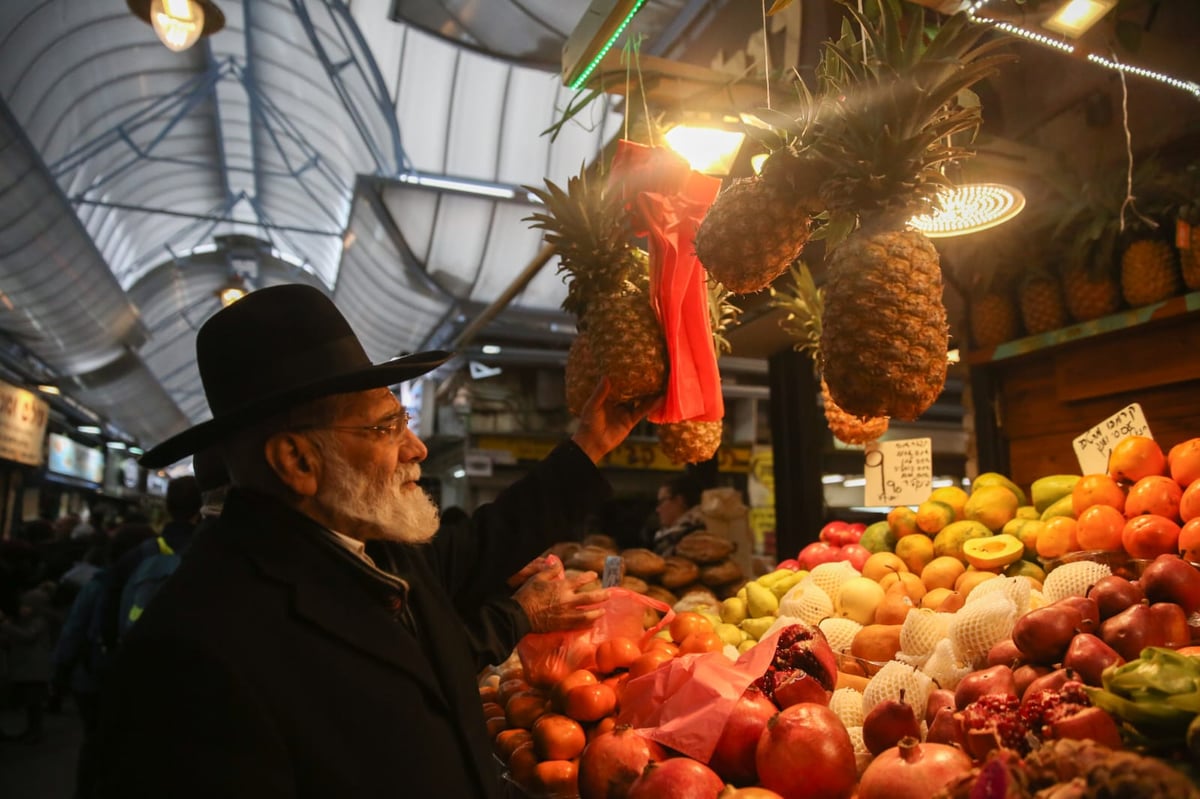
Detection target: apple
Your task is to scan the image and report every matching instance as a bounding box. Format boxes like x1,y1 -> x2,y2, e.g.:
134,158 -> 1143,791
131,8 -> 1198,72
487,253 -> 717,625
1139,554 -> 1200,614
846,522 -> 867,543
776,558 -> 803,571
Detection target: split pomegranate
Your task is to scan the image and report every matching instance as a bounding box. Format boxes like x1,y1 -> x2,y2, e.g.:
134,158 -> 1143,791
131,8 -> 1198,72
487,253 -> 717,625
577,725 -> 667,799
627,758 -> 725,799
856,737 -> 972,799
708,687 -> 778,785
751,624 -> 838,705
755,703 -> 856,799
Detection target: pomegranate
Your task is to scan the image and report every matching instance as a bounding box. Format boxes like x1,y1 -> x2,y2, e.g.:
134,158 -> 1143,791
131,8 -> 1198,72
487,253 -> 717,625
577,725 -> 667,799
626,758 -> 724,799
719,788 -> 785,798
752,624 -> 838,706
755,704 -> 856,799
709,687 -> 777,785
856,737 -> 972,799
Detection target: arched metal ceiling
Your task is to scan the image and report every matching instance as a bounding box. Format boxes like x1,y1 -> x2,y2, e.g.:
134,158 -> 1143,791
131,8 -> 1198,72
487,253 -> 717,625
0,0 -> 623,455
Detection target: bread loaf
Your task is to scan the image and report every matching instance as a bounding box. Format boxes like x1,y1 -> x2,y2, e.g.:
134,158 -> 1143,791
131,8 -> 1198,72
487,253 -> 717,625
699,558 -> 743,588
566,545 -> 614,573
582,533 -> 619,551
619,575 -> 649,594
659,556 -> 701,589
621,548 -> 666,579
674,532 -> 734,564
643,585 -> 679,608
546,541 -> 581,564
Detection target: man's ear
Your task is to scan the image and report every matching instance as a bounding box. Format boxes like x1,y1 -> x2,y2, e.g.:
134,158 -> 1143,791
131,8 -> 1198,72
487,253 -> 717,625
263,432 -> 321,497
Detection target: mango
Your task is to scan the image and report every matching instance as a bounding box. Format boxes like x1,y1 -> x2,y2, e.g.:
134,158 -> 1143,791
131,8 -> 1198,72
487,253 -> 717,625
916,500 -> 956,535
1016,505 -> 1041,520
739,616 -> 774,641
1004,558 -> 1046,583
932,520 -> 993,561
964,485 -> 1020,531
962,533 -> 1024,570
861,520 -> 899,553
927,485 -> 969,520
1002,517 -> 1045,557
887,506 -> 921,539
1031,474 -> 1081,513
745,581 -> 779,618
1040,493 -> 1077,521
972,472 -> 1028,506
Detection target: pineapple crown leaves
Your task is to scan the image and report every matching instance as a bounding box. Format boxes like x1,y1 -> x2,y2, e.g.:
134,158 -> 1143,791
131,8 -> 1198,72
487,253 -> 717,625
812,0 -> 1014,222
768,261 -> 823,361
523,167 -> 638,318
707,277 -> 742,356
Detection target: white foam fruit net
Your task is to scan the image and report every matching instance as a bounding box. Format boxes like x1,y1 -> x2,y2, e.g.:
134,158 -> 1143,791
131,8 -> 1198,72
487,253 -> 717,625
862,660 -> 934,719
966,575 -> 1033,617
807,562 -> 862,601
921,638 -> 974,690
819,617 -> 864,654
899,608 -> 952,660
1029,589 -> 1046,610
764,614 -> 807,640
779,580 -> 834,625
1042,561 -> 1111,603
830,687 -> 865,728
949,591 -> 1018,668
846,725 -> 869,756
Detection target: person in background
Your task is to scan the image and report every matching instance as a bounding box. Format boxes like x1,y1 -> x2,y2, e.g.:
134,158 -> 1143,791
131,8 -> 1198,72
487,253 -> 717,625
96,284 -> 651,798
649,473 -> 707,556
0,587 -> 54,743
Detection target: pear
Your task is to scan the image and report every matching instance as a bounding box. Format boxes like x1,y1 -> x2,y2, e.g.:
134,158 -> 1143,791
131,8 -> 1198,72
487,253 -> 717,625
745,581 -> 780,619
953,664 -> 1017,711
862,689 -> 921,756
1088,575 -> 1143,620
873,581 -> 916,625
835,577 -> 885,625
1061,632 -> 1124,686
1012,604 -> 1083,665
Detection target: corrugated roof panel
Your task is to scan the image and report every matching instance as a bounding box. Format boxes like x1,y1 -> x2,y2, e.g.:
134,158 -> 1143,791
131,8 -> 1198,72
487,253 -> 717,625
394,26 -> 459,172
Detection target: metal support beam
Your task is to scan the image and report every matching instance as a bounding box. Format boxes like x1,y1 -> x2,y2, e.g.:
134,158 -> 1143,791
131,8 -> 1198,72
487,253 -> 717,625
767,348 -> 824,561
68,197 -> 341,237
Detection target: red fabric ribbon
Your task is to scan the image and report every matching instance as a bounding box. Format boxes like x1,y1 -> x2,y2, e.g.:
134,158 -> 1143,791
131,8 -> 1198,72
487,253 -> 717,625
606,140 -> 723,423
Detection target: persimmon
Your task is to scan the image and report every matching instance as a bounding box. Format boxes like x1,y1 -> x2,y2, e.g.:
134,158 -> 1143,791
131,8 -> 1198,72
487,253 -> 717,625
1179,479 -> 1200,523
563,682 -> 618,723
587,715 -> 617,742
507,741 -> 539,789
497,677 -> 532,706
595,636 -> 641,674
532,713 -> 587,761
1075,505 -> 1126,552
1177,517 -> 1200,562
551,668 -> 598,711
534,759 -> 579,799
668,611 -> 713,645
629,648 -> 675,679
481,701 -> 506,721
1122,514 -> 1181,559
1036,516 -> 1079,560
1108,436 -> 1167,484
1072,474 -> 1127,516
486,715 -> 508,737
505,692 -> 549,730
494,728 -> 533,761
1168,438 -> 1200,487
1124,475 -> 1183,521
678,630 -> 724,655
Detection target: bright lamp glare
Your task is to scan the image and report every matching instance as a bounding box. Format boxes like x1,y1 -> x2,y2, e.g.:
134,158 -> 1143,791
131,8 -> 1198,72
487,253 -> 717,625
218,286 -> 247,307
663,126 -> 746,175
909,183 -> 1025,238
151,0 -> 204,52
1043,0 -> 1116,38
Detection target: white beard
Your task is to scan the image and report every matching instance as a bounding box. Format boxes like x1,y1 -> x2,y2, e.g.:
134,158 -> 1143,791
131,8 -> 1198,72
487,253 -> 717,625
316,442 -> 441,543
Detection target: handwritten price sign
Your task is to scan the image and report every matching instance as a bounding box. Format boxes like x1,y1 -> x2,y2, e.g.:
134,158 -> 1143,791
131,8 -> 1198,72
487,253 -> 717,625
1072,403 -> 1154,476
864,438 -> 932,507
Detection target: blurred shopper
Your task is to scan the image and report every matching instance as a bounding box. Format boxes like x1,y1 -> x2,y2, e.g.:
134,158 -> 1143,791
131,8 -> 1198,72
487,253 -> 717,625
96,284 -> 651,798
649,473 -> 707,556
0,587 -> 54,743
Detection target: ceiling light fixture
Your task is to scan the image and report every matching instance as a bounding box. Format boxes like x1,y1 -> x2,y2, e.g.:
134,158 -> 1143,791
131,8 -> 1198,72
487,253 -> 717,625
215,274 -> 249,308
127,0 -> 225,53
37,384 -> 60,396
1042,0 -> 1117,39
909,182 -> 1026,238
77,425 -> 103,435
663,125 -> 747,176
397,172 -> 520,200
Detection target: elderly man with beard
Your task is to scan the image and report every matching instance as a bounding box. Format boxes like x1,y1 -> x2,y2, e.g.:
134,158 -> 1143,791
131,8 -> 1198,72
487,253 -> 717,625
95,285 -> 652,799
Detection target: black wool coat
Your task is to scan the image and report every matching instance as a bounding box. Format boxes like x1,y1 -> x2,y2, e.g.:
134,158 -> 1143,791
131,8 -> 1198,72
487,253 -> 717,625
96,441 -> 609,798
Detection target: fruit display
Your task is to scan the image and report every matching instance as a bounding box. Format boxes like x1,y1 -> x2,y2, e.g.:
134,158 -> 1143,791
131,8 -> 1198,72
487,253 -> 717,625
481,430 -> 1200,798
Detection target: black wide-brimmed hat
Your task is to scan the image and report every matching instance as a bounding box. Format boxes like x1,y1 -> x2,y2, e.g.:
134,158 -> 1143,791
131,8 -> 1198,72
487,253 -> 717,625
140,284 -> 450,468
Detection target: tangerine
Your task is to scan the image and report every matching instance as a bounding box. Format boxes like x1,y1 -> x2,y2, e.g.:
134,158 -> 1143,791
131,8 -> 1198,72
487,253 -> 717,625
595,636 -> 641,674
678,630 -> 724,655
551,669 -> 598,711
669,611 -> 714,644
1122,514 -> 1181,559
532,713 -> 587,761
629,648 -> 675,679
1168,437 -> 1200,487
507,741 -> 539,789
562,682 -> 618,723
1124,475 -> 1182,520
1108,436 -> 1167,483
587,715 -> 617,742
1036,516 -> 1079,560
534,759 -> 579,798
505,692 -> 550,730
494,728 -> 533,761
1075,505 -> 1126,552
1072,474 -> 1127,516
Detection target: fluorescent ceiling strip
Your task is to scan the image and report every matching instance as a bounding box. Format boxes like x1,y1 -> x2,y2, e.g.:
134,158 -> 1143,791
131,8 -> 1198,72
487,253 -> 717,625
397,173 -> 520,200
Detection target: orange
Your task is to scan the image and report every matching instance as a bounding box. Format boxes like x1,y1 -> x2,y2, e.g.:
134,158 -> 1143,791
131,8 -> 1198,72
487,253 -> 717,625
595,636 -> 641,674
1179,479 -> 1200,523
1124,475 -> 1183,521
1168,437 -> 1200,487
551,669 -> 598,712
534,759 -> 579,798
642,637 -> 680,656
1178,517 -> 1200,562
629,648 -> 675,679
532,713 -> 587,761
1108,436 -> 1167,484
1122,514 -> 1181,559
678,630 -> 724,655
669,611 -> 713,644
1035,516 -> 1079,560
1072,473 -> 1127,516
562,682 -> 618,723
1075,505 -> 1126,552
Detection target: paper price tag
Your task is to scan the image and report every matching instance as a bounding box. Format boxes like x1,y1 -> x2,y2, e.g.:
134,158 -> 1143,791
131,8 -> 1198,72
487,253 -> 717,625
864,438 -> 932,507
1072,402 -> 1153,476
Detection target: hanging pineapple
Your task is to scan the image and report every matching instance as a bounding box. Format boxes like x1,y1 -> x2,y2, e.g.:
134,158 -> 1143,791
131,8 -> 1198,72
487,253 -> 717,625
1181,200 -> 1200,292
771,262 -> 889,445
1018,267 -> 1069,335
694,89 -> 830,295
813,0 -> 1012,420
657,278 -> 742,463
525,170 -> 667,409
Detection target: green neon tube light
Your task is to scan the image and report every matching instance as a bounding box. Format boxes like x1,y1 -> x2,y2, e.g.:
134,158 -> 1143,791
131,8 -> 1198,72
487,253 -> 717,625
569,0 -> 648,91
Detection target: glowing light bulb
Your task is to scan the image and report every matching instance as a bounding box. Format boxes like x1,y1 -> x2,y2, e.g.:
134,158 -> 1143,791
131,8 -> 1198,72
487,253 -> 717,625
151,0 -> 204,52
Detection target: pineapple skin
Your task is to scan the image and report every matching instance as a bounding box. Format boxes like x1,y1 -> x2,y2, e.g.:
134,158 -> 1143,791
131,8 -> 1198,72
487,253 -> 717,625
822,379 -> 888,445
820,228 -> 948,421
586,285 -> 667,403
969,293 -> 1020,348
565,331 -> 599,416
695,177 -> 811,295
658,420 -> 722,464
1019,276 -> 1068,335
1121,239 -> 1181,307
1062,265 -> 1121,322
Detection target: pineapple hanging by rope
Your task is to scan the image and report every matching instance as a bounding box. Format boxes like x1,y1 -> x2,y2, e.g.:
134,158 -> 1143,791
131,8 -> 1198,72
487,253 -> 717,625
813,0 -> 1013,420
694,87 -> 830,295
1018,267 -> 1069,335
525,170 -> 666,411
656,278 -> 742,464
771,262 -> 889,445
1181,200 -> 1200,292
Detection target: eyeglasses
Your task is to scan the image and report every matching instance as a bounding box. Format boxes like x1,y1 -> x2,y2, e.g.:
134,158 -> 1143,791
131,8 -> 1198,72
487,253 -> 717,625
298,411 -> 412,441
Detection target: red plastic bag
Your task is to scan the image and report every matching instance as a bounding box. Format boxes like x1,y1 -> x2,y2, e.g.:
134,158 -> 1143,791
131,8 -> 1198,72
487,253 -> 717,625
516,588 -> 674,687
616,626 -> 785,762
